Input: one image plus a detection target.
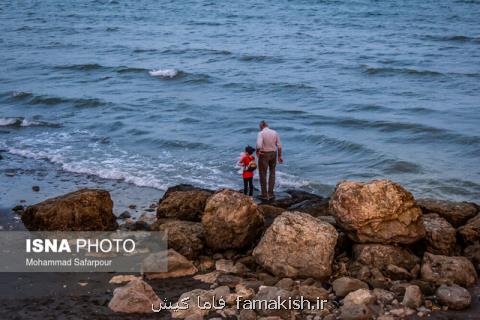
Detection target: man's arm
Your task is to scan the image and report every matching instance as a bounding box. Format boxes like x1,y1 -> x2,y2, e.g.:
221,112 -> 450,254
256,132 -> 263,156
276,133 -> 283,163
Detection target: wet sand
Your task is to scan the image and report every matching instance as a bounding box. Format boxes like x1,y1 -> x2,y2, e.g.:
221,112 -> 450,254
0,272 -> 211,319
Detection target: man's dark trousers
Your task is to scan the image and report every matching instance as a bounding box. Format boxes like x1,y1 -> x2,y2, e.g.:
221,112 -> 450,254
258,151 -> 276,198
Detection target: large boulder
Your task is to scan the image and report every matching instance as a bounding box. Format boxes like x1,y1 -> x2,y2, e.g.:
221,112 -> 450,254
458,214 -> 480,245
202,189 -> 264,250
416,198 -> 477,227
436,284 -> 472,310
353,244 -> 420,271
423,213 -> 456,255
21,189 -> 117,231
157,185 -> 213,221
464,243 -> 480,271
329,180 -> 425,244
151,220 -> 204,259
421,252 -> 478,287
253,212 -> 338,279
108,279 -> 161,313
144,249 -> 198,280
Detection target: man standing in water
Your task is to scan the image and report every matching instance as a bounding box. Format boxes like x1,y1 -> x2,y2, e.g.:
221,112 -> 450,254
256,121 -> 283,200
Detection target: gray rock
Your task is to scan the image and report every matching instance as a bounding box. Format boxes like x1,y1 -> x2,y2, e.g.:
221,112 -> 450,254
436,284 -> 472,310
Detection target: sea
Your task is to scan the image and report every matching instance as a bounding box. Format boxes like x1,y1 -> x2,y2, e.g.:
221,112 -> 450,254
1,0 -> 479,209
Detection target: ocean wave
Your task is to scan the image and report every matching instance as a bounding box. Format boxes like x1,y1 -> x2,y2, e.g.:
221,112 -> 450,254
374,159 -> 424,174
55,63 -> 106,71
56,63 -> 150,75
238,55 -> 283,63
362,65 -> 444,77
343,104 -> 392,113
160,48 -> 232,56
424,34 -> 480,43
148,69 -> 211,84
149,68 -> 183,78
308,114 -> 480,146
5,91 -> 109,108
0,117 -> 60,128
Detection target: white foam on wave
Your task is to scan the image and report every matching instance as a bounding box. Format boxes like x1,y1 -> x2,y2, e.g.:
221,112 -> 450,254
149,68 -> 179,78
3,130 -> 232,192
7,146 -> 171,190
0,118 -> 19,126
276,170 -> 311,189
0,117 -> 41,127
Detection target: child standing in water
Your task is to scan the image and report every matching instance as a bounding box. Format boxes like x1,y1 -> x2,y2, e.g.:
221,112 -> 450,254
239,146 -> 256,196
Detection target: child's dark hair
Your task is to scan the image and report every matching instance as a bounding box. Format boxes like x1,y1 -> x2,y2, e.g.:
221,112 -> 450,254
245,145 -> 255,155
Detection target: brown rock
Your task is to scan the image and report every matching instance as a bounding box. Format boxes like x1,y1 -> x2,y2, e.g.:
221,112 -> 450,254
215,259 -> 246,274
421,252 -> 478,287
330,180 -> 425,244
458,214 -> 480,245
202,189 -> 264,250
353,244 -> 420,271
152,220 -> 204,259
386,264 -> 411,280
253,212 -> 338,279
144,249 -> 197,279
275,278 -> 295,291
343,289 -> 376,306
22,189 -> 117,231
436,284 -> 472,310
196,256 -> 215,272
416,198 -> 477,227
402,285 -> 422,309
108,279 -> 161,313
464,243 -> 480,271
298,285 -> 329,301
157,188 -> 212,221
109,275 -> 141,284
372,288 -> 395,304
332,277 -> 369,298
193,271 -> 221,284
423,213 -> 456,255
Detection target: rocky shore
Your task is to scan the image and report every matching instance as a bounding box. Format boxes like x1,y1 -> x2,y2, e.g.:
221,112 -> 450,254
12,179 -> 480,319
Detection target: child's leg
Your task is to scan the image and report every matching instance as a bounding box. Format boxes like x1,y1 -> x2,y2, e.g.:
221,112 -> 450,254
243,178 -> 248,195
248,177 -> 254,196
